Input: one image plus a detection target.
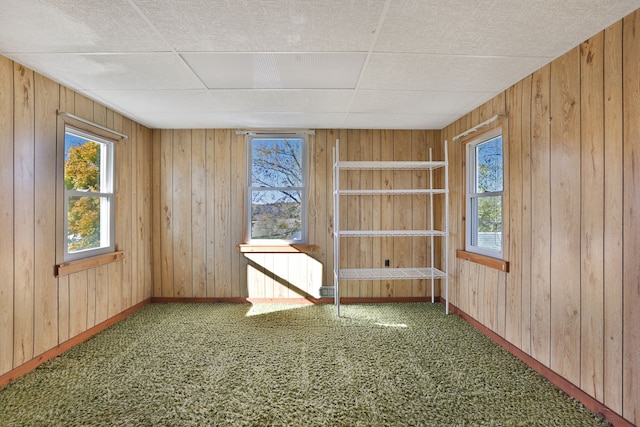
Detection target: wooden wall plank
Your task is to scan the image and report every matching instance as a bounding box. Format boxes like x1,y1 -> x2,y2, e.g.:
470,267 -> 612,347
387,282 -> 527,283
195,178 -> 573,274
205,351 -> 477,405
506,82 -> 523,347
152,129 -> 162,298
213,129 -> 232,298
13,63 -> 35,365
204,130 -> 216,296
393,130 -> 412,297
230,132 -> 247,298
359,129 -> 374,297
173,129 -> 193,297
313,129 -> 329,290
119,118 -> 133,308
380,130 -> 394,297
371,130 -> 382,297
108,112 -> 124,318
411,131 -> 427,297
579,33 -> 605,400
549,46 -> 581,385
33,73 -> 58,356
0,55 -> 14,375
530,64 -> 552,367
68,272 -> 88,338
346,129 -> 361,298
191,129 -> 207,297
160,129 -> 174,297
622,10 -> 640,425
520,74 -> 533,356
603,19 -> 624,415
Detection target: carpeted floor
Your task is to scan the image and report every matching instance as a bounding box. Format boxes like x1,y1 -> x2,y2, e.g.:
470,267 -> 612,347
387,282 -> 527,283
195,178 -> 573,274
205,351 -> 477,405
0,303 -> 608,426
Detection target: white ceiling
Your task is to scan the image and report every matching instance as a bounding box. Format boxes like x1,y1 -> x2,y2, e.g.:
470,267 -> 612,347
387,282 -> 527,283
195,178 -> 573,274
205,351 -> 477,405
1,0 -> 639,130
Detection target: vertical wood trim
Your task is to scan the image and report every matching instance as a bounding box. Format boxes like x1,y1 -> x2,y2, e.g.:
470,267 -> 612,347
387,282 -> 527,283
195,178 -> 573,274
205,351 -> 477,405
549,46 -> 582,385
231,132 -> 247,298
380,130 -> 394,297
579,33 -> 605,400
411,130 -> 427,297
530,64 -> 552,367
371,130 -> 382,297
360,129 -> 374,297
0,55 -> 14,375
13,63 -> 35,365
622,10 -> 640,425
603,19 -> 624,415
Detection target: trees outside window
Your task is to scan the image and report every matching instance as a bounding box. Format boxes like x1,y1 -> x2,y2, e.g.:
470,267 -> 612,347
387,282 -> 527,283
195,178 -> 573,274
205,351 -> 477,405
246,135 -> 307,242
466,131 -> 503,257
64,127 -> 115,260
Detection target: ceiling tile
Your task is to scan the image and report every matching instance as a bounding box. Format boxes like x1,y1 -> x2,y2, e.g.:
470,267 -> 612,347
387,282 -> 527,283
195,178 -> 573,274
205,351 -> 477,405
141,112 -> 349,130
183,53 -> 366,89
209,90 -> 354,112
133,0 -> 385,52
360,53 -> 551,92
376,0 -> 640,57
344,113 -> 459,130
350,90 -> 495,115
0,0 -> 167,53
7,53 -> 204,91
87,90 -> 227,114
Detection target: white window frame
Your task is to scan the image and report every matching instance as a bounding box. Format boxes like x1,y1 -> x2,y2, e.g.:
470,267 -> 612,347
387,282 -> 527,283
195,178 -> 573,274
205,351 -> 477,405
63,126 -> 116,261
245,132 -> 309,244
465,129 -> 504,259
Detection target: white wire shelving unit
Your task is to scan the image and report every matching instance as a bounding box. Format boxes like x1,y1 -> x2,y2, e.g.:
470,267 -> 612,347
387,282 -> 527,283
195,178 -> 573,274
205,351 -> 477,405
332,139 -> 449,316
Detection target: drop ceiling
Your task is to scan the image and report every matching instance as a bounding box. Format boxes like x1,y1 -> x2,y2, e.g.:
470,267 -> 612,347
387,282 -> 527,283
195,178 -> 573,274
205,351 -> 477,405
1,0 -> 639,130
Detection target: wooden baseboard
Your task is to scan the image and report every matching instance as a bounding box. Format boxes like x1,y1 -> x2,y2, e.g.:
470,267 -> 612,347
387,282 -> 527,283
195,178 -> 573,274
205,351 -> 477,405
151,296 -> 438,305
449,303 -> 633,427
0,298 -> 151,389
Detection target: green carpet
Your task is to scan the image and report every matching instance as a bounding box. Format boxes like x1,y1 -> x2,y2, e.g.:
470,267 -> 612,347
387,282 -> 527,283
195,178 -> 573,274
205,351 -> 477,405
0,303 -> 608,426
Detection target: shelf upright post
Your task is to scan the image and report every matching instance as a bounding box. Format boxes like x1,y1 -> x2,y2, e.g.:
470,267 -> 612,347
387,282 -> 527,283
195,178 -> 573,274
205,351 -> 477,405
444,139 -> 450,314
333,139 -> 341,316
428,147 -> 435,303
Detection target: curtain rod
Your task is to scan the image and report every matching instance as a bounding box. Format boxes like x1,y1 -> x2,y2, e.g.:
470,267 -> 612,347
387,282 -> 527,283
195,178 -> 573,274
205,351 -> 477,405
452,114 -> 504,142
57,110 -> 129,139
235,130 -> 315,136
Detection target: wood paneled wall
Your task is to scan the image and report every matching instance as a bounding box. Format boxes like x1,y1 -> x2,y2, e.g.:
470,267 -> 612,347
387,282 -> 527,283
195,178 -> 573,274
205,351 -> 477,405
443,13 -> 639,424
152,128 -> 441,300
0,56 -> 153,378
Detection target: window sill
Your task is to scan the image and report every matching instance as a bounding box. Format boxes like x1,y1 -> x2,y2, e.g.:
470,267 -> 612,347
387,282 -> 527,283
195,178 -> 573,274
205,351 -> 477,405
456,250 -> 509,272
237,244 -> 318,254
56,251 -> 125,277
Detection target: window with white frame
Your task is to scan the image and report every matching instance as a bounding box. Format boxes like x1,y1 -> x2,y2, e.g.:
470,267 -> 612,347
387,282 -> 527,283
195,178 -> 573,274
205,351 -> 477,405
63,126 -> 115,261
466,130 -> 503,258
246,134 -> 308,243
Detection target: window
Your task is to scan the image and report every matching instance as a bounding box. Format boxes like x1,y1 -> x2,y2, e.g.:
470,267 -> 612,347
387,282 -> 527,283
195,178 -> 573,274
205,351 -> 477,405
246,134 -> 308,243
466,130 -> 503,258
63,126 -> 115,261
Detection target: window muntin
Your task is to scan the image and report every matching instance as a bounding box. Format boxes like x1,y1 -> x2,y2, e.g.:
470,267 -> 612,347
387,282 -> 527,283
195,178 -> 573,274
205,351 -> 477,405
466,131 -> 503,258
246,135 -> 307,243
64,126 -> 115,261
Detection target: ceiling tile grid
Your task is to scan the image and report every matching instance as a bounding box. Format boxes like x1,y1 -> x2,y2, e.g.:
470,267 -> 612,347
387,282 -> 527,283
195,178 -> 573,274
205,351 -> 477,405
2,0 -> 639,129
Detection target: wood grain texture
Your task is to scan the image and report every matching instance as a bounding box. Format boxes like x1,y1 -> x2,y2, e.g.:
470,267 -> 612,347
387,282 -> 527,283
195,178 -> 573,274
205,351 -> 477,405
0,55 -> 14,375
173,130 -> 192,297
622,10 -> 640,425
603,20 -> 623,415
33,73 -> 58,356
13,63 -> 35,365
191,129 -> 207,298
530,64 -> 552,367
580,33 -> 605,400
550,46 -> 581,386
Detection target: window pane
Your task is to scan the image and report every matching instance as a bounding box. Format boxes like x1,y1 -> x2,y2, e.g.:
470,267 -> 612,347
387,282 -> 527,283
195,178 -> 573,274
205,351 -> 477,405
251,190 -> 302,240
474,195 -> 502,252
65,132 -> 103,192
251,138 -> 303,188
67,195 -> 109,253
475,135 -> 503,193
